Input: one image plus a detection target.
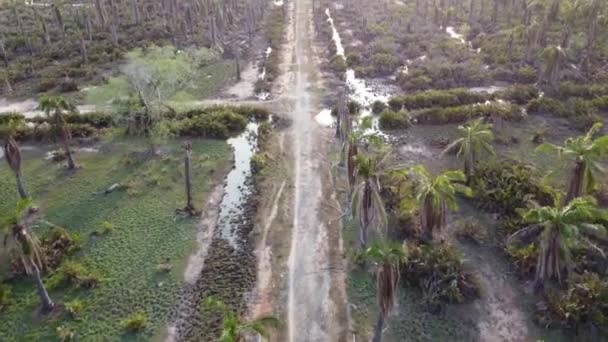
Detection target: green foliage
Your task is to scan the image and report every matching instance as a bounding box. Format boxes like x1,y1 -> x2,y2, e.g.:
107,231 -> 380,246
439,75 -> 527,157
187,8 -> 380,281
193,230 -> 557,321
98,221 -> 114,235
397,62 -> 489,91
372,100 -> 387,114
543,272 -> 608,332
0,284 -> 13,311
251,153 -> 269,174
121,311 -> 148,333
379,109 -> 411,130
0,112 -> 25,125
371,53 -> 400,75
506,243 -> 538,277
557,82 -> 608,99
390,88 -> 488,111
496,84 -> 540,105
56,325 -> 76,341
454,218 -> 487,244
204,297 -> 280,341
470,160 -> 554,216
416,102 -> 523,124
526,97 -> 567,116
65,299 -> 84,319
330,55 -> 347,73
46,261 -> 100,290
401,243 -> 481,306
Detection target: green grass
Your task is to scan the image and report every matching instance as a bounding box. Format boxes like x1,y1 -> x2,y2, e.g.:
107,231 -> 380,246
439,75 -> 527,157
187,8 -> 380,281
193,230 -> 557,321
0,138 -> 231,341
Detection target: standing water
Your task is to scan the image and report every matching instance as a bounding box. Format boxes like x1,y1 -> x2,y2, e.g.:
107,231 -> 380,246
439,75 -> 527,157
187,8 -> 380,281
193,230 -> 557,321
218,121 -> 259,249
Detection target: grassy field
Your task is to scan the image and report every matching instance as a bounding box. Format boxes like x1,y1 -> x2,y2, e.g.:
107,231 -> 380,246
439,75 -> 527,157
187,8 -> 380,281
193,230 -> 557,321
0,137 -> 231,341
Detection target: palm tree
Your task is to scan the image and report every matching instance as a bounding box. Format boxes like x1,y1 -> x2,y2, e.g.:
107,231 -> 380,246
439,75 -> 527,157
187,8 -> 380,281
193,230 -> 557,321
351,152 -> 391,248
38,95 -> 77,170
359,241 -> 405,342
536,122 -> 608,203
204,297 -> 280,341
0,199 -> 55,313
540,45 -> 566,91
407,166 -> 472,241
4,137 -> 28,199
441,118 -> 495,183
511,197 -> 608,292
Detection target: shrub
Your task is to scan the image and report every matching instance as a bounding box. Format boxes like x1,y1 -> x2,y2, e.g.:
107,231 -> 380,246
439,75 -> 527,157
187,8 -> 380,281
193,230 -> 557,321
251,153 -> 269,174
506,243 -> 537,277
542,272 -> 608,333
390,88 -> 488,111
58,78 -> 79,93
346,53 -> 360,67
379,109 -> 411,130
0,112 -> 25,125
371,53 -> 400,75
526,97 -> 567,116
329,55 -> 347,73
121,311 -> 148,332
65,299 -> 84,319
514,66 -> 537,83
56,325 -> 76,341
416,102 -> 522,124
46,261 -> 100,290
557,82 -> 608,99
496,84 -> 539,105
174,109 -> 249,139
402,243 -> 481,308
470,160 -> 554,216
0,284 -> 13,311
454,218 -> 486,244
98,221 -> 114,235
371,100 -> 386,114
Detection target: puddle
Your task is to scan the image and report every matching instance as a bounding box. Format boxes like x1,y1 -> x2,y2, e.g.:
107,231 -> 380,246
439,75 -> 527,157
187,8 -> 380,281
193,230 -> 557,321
44,146 -> 100,160
469,85 -> 506,94
273,0 -> 284,6
218,121 -> 260,249
315,108 -> 334,127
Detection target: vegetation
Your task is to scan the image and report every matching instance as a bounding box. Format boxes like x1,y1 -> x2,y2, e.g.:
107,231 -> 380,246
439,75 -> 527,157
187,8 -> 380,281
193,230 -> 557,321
415,102 -> 523,124
204,297 -> 280,342
378,109 -> 411,130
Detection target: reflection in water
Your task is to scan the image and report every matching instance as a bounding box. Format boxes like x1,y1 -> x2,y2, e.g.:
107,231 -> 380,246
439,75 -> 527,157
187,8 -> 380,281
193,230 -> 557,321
218,121 -> 259,249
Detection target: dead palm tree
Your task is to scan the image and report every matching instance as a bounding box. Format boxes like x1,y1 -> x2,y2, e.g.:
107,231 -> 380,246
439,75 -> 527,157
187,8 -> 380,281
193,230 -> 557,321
38,95 -> 77,170
536,122 -> 608,203
204,297 -> 280,341
511,197 -> 608,292
407,166 -> 472,241
441,118 -> 495,183
359,240 -> 405,342
181,141 -> 197,216
4,137 -> 28,199
1,199 -> 55,313
351,152 -> 391,248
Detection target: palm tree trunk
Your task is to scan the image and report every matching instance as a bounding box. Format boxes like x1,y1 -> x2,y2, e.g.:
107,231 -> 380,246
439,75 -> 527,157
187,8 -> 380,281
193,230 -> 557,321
565,161 -> 584,203
15,171 -> 28,199
32,263 -> 54,313
372,313 -> 385,342
95,0 -> 107,28
184,146 -> 194,211
61,127 -> 76,170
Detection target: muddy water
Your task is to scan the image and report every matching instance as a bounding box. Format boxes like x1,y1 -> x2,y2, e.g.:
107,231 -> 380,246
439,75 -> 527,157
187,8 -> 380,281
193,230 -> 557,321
219,121 -> 260,249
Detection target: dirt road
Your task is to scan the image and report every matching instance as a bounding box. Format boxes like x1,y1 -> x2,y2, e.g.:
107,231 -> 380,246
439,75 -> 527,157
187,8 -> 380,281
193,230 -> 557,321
283,0 -> 348,340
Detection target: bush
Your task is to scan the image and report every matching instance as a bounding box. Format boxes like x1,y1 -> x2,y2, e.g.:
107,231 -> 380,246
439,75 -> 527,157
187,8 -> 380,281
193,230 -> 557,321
526,97 -> 567,116
121,311 -> 148,332
0,284 -> 13,311
56,325 -> 76,341
65,299 -> 84,319
496,84 -> 539,105
454,218 -> 486,244
541,272 -> 608,333
506,243 -> 537,277
390,88 -> 489,111
174,109 -> 249,139
379,109 -> 411,130
46,261 -> 100,290
58,78 -> 79,93
371,100 -> 387,114
557,82 -> 608,99
514,66 -> 537,83
371,53 -> 400,75
97,221 -> 114,235
251,152 -> 269,174
470,160 -> 554,216
346,53 -> 360,67
0,112 -> 25,125
416,102 -> 523,124
402,243 -> 481,308
329,55 -> 347,73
